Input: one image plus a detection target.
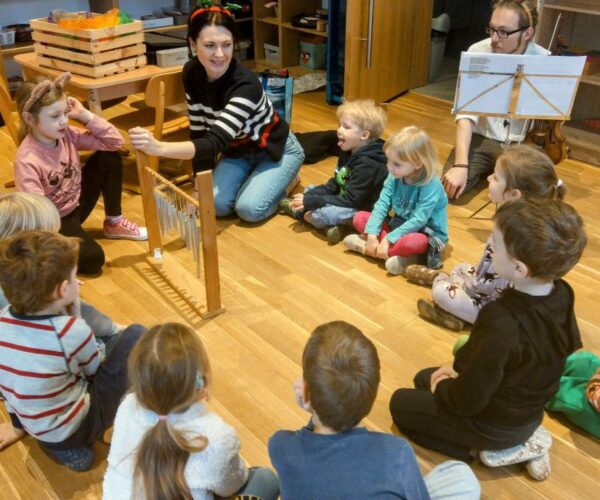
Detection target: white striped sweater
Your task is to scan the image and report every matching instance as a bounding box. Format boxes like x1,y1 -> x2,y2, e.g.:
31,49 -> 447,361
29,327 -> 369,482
0,307 -> 99,443
182,58 -> 289,171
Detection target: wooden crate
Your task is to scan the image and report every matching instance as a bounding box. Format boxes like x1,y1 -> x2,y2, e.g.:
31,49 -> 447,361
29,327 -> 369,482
30,17 -> 146,78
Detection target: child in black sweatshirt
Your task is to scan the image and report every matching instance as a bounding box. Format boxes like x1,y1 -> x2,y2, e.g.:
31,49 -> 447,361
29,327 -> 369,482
280,99 -> 388,244
390,198 -> 587,481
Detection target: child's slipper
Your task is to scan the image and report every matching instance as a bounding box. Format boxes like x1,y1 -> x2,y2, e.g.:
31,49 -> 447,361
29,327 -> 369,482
480,426 -> 552,467
404,264 -> 441,286
417,299 -> 465,332
525,452 -> 551,481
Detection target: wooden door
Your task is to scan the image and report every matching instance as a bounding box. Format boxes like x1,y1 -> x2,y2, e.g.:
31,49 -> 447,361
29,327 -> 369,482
344,0 -> 432,102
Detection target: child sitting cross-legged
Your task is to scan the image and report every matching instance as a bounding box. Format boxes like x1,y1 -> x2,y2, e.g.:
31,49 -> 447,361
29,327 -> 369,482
103,322 -> 279,500
269,320 -> 480,499
0,231 -> 145,470
279,99 -> 388,244
390,198 -> 587,481
343,126 -> 449,273
413,144 -> 565,331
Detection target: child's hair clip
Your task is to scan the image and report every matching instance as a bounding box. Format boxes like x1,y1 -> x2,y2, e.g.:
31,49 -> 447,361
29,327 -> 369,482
195,371 -> 205,389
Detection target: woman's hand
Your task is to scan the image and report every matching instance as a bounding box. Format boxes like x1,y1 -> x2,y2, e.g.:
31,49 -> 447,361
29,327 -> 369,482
375,239 -> 390,260
430,365 -> 458,392
67,97 -> 93,124
129,127 -> 163,156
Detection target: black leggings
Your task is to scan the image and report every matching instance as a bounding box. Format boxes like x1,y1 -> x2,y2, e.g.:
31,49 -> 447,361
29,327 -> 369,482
389,367 -> 537,461
59,151 -> 123,275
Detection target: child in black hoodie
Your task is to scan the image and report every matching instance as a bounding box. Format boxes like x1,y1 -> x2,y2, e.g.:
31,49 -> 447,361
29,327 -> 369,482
390,198 -> 587,481
280,99 -> 388,244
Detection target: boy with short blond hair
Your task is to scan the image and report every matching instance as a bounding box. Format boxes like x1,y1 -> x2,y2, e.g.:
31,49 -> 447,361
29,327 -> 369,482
269,321 -> 480,499
280,99 -> 388,244
0,231 -> 144,471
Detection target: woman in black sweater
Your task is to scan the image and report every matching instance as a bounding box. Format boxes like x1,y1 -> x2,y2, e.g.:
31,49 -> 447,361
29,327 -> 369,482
130,6 -> 304,222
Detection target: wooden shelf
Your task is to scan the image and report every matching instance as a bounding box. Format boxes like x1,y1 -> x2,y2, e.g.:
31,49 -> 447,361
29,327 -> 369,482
539,0 -> 600,165
581,73 -> 600,86
1,41 -> 34,56
257,16 -> 280,27
254,58 -> 280,70
144,24 -> 186,34
564,121 -> 600,165
544,3 -> 600,15
281,22 -> 327,38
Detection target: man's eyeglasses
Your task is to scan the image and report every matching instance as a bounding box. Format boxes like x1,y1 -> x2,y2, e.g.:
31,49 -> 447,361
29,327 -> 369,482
485,26 -> 527,39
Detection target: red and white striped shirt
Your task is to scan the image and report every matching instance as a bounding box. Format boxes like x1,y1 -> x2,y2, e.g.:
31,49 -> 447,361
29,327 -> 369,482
0,307 -> 99,443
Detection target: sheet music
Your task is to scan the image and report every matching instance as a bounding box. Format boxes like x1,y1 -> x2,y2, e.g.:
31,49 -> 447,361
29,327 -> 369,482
454,53 -> 586,118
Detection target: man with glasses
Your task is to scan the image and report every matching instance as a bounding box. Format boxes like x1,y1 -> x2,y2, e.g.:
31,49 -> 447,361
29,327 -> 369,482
442,0 -> 549,201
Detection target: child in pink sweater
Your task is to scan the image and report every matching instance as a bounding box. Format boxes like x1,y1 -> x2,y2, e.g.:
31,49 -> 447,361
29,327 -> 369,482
14,72 -> 146,276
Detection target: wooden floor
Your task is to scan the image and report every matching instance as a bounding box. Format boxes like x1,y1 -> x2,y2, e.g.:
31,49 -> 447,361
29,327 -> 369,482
0,90 -> 599,499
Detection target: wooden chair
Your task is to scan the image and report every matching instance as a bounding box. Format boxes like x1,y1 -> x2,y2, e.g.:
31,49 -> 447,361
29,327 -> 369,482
0,74 -> 20,188
111,68 -> 190,178
0,77 -> 20,148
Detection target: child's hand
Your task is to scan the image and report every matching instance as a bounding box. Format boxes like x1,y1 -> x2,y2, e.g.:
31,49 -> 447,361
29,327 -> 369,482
293,378 -> 311,412
66,292 -> 82,318
290,193 -> 304,211
0,423 -> 26,451
430,365 -> 458,392
364,235 -> 379,257
67,97 -> 93,124
375,239 -> 390,260
129,127 -> 162,156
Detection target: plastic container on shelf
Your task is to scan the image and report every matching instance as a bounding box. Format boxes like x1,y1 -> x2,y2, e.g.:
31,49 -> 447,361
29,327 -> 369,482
0,30 -> 16,46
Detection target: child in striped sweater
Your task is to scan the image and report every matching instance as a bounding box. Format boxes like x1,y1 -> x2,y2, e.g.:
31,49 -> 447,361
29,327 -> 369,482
0,231 -> 144,471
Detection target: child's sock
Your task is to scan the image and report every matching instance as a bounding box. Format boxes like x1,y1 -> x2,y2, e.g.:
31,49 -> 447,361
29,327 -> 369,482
279,198 -> 302,220
384,255 -> 421,276
104,215 -> 123,225
342,234 -> 366,254
325,225 -> 347,245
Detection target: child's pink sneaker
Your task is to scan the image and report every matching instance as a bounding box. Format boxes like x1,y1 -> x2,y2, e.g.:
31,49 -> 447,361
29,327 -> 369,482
103,217 -> 148,241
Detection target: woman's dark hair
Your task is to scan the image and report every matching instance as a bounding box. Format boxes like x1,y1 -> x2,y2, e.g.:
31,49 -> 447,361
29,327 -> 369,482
187,7 -> 239,45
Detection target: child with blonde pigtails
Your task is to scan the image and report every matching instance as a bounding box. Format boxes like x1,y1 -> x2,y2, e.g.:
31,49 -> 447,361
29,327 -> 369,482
413,144 -> 566,331
103,322 -> 279,500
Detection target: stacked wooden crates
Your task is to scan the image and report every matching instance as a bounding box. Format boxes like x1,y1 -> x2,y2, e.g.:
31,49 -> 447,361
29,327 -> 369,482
30,17 -> 146,78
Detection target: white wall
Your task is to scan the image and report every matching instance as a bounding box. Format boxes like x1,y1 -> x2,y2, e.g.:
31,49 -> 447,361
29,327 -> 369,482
1,0 -> 178,27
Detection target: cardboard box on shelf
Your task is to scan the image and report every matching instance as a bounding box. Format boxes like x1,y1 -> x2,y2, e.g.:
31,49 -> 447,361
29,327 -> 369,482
156,46 -> 189,67
264,43 -> 280,65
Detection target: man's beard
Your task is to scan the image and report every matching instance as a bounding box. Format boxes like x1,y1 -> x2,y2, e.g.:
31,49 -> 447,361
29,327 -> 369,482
492,32 -> 527,54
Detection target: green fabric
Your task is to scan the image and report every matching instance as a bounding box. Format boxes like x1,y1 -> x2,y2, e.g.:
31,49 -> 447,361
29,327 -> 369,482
546,351 -> 600,438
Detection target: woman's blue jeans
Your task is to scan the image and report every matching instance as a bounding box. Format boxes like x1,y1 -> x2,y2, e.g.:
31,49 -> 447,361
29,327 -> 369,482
212,132 -> 305,222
